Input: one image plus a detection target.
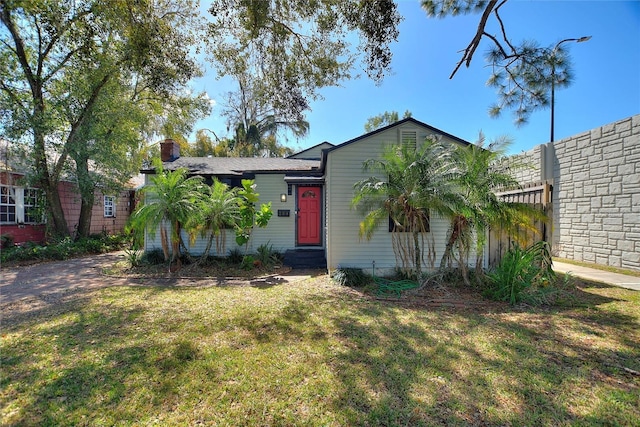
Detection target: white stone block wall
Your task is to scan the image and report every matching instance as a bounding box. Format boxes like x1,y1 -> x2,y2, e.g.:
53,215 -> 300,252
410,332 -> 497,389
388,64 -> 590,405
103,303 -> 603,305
516,115 -> 640,271
503,145 -> 542,185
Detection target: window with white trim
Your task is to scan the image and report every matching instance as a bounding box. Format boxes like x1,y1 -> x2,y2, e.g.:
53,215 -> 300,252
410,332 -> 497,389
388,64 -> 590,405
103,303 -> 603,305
23,188 -> 42,224
0,185 -> 16,223
104,195 -> 115,217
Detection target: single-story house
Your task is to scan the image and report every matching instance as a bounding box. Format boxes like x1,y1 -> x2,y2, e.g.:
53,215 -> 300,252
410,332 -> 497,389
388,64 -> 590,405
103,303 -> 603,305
0,169 -> 139,245
143,118 -> 471,273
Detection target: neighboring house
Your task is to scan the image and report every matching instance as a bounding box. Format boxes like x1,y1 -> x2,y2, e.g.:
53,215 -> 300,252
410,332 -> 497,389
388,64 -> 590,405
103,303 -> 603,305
0,171 -> 46,245
144,118 -> 470,273
0,169 -> 139,245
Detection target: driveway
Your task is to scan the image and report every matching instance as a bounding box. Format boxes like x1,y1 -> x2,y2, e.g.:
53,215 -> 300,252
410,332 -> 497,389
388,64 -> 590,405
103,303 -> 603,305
0,252 -> 320,307
0,252 -> 135,304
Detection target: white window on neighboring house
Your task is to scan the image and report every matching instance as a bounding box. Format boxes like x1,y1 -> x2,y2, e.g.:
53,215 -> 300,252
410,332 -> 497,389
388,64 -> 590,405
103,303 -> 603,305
0,185 -> 16,223
104,195 -> 115,217
400,130 -> 417,151
23,188 -> 42,224
0,186 -> 45,224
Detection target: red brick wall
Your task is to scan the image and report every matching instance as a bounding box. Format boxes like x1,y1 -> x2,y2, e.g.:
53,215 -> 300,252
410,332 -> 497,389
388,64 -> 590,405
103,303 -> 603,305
59,181 -> 135,236
88,189 -> 135,236
0,224 -> 46,245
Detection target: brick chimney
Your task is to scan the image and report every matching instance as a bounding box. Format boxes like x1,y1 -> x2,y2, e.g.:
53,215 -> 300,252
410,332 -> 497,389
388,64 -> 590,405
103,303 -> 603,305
160,139 -> 180,162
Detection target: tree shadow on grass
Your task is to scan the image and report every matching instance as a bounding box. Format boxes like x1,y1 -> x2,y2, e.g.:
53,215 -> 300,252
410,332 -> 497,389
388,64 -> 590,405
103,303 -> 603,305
321,284 -> 639,426
0,287 -> 222,426
2,276 -> 637,426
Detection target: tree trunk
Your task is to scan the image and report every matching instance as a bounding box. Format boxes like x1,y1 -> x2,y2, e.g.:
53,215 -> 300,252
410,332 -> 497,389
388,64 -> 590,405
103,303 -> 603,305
171,221 -> 182,269
413,230 -> 422,277
160,226 -> 170,261
41,179 -> 69,237
77,195 -> 94,239
75,157 -> 94,239
197,233 -> 215,265
440,215 -> 467,269
34,136 -> 69,237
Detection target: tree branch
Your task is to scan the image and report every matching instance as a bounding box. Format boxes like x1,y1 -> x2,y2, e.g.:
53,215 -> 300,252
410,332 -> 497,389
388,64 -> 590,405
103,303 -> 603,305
1,6 -> 38,98
493,0 -> 516,54
449,0 -> 500,79
53,72 -> 113,180
0,80 -> 27,113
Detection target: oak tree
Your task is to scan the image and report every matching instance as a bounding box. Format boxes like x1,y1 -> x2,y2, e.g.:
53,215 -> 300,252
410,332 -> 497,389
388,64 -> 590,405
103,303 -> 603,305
207,0 -> 402,123
0,0 -> 207,237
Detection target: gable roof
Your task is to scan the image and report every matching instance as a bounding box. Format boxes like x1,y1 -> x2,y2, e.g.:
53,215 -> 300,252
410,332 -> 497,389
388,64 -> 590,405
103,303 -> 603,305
159,157 -> 320,176
287,141 -> 335,160
324,117 -> 471,155
144,118 -> 469,177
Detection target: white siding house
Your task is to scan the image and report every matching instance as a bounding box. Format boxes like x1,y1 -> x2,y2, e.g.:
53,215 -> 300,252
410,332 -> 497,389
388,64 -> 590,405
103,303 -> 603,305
142,119 -> 472,271
323,120 -> 470,274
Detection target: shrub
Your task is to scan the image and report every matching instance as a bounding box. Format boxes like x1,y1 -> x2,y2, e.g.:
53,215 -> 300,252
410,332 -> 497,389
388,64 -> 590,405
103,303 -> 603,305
0,233 -> 133,264
1,234 -> 14,249
255,242 -> 282,267
227,248 -> 244,265
241,254 -> 255,270
141,249 -> 166,265
75,236 -> 107,254
331,267 -> 372,288
124,248 -> 143,267
484,241 -> 556,305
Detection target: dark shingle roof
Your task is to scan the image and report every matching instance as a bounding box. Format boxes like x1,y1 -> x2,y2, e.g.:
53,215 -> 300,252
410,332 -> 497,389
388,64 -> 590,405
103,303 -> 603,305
163,157 -> 320,176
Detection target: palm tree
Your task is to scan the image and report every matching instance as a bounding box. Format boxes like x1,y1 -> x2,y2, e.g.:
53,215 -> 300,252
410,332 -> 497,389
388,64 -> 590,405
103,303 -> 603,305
352,138 -> 458,277
129,163 -> 206,266
223,76 -> 309,157
188,179 -> 241,260
441,134 -> 544,283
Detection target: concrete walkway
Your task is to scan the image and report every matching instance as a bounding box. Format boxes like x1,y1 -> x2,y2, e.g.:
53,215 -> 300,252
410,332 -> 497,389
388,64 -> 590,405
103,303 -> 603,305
553,261 -> 640,291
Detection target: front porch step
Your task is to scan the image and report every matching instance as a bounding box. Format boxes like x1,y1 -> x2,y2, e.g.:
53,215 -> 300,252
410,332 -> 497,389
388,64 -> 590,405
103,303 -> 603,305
283,249 -> 326,269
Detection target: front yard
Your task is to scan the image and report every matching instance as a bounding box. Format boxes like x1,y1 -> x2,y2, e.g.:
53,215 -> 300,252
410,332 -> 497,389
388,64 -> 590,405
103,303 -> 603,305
1,273 -> 638,426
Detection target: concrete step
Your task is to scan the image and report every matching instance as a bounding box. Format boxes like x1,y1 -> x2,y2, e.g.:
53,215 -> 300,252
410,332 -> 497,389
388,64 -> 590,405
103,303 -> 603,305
283,249 -> 326,269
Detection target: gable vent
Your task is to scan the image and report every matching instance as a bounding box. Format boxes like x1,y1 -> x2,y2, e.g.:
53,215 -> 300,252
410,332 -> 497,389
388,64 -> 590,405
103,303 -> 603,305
400,130 -> 417,151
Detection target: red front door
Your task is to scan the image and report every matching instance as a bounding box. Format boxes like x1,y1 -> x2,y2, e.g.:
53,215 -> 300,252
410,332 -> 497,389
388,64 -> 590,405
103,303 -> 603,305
297,186 -> 321,245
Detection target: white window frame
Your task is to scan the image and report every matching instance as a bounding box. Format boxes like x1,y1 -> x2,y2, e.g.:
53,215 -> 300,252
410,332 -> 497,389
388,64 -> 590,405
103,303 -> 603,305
23,188 -> 43,224
0,185 -> 45,224
0,185 -> 17,224
104,195 -> 116,218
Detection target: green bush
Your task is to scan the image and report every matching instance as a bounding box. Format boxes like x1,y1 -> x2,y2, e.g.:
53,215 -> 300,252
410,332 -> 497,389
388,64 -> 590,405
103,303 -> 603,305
124,248 -> 143,267
241,254 -> 256,270
0,233 -> 132,264
141,249 -> 166,265
227,248 -> 244,265
484,241 -> 556,305
255,242 -> 282,267
331,267 -> 372,288
1,234 -> 14,249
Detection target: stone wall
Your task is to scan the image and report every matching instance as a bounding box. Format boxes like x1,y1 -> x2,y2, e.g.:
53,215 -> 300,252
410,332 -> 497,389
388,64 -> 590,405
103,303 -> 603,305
516,115 -> 640,271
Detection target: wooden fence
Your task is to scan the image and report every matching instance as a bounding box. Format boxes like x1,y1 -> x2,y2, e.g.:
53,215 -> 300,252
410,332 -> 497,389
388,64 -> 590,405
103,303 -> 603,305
487,182 -> 553,268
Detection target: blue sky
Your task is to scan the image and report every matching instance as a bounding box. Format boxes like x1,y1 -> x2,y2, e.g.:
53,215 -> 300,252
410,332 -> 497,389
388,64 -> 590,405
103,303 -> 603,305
193,0 -> 640,154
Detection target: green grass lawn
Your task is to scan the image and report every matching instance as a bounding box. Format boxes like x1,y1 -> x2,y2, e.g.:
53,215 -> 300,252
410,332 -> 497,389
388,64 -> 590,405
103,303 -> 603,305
1,275 -> 638,426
